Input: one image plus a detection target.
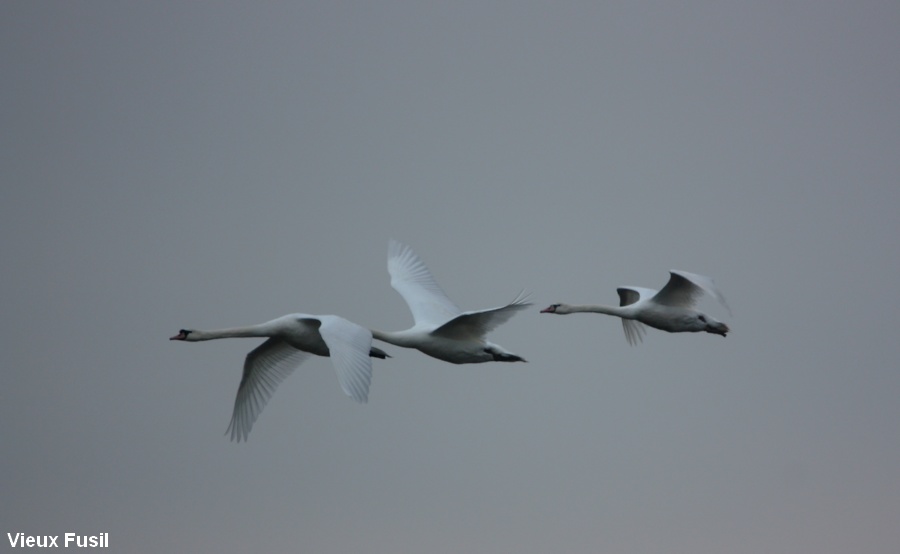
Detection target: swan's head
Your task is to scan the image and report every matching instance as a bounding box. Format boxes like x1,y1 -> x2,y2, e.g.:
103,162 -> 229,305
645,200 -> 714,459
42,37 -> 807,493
697,315 -> 729,337
169,329 -> 194,341
540,303 -> 569,314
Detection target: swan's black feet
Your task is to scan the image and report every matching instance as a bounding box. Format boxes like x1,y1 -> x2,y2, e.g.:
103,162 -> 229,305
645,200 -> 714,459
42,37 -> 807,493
369,347 -> 391,359
485,349 -> 527,362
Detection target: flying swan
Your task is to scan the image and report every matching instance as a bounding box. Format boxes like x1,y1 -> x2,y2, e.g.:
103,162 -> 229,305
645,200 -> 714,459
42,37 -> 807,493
370,240 -> 531,363
541,270 -> 730,345
170,314 -> 389,441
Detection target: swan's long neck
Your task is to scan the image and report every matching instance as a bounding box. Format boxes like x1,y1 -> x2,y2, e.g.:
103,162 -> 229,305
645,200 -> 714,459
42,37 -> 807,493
561,304 -> 630,317
188,324 -> 273,341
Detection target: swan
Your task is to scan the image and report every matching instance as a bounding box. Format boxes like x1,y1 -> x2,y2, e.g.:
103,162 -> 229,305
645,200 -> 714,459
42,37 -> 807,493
170,314 -> 389,441
540,270 -> 730,345
370,240 -> 531,363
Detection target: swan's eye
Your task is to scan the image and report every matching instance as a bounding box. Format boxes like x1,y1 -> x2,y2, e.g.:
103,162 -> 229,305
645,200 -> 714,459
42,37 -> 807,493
698,315 -> 706,323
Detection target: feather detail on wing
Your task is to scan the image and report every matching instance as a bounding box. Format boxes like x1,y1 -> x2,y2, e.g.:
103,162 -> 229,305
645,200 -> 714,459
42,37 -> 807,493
226,338 -> 311,442
432,290 -> 532,340
622,319 -> 647,346
616,287 -> 654,345
316,315 -> 375,404
388,240 -> 461,327
654,270 -> 731,314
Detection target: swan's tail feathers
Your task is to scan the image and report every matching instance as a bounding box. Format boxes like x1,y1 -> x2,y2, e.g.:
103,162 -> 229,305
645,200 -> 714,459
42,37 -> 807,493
369,346 -> 391,359
622,319 -> 647,346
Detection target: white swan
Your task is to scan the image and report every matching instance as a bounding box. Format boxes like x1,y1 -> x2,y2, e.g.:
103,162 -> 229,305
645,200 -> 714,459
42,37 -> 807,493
370,240 -> 531,363
170,314 -> 389,441
541,270 -> 731,345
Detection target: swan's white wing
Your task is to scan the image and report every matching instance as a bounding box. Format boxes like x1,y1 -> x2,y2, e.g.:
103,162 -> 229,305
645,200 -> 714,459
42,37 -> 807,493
617,287 -> 658,306
432,291 -> 531,339
616,287 -> 654,345
622,319 -> 647,345
388,239 -> 461,327
654,270 -> 731,314
316,315 -> 374,404
226,338 -> 311,443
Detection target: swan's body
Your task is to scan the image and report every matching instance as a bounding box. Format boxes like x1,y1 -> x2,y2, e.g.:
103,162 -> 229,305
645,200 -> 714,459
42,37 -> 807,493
541,270 -> 730,345
170,314 -> 388,441
371,240 -> 531,363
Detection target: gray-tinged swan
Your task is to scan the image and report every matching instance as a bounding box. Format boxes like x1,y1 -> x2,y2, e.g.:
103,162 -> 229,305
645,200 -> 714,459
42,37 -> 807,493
170,314 -> 388,441
541,270 -> 730,345
370,240 -> 531,363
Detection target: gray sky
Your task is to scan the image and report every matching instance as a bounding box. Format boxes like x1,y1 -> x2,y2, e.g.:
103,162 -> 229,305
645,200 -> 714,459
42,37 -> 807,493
3,1 -> 899,552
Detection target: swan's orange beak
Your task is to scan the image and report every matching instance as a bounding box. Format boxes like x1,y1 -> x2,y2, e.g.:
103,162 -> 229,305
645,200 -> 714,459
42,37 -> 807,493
540,305 -> 556,313
708,323 -> 729,337
170,330 -> 189,340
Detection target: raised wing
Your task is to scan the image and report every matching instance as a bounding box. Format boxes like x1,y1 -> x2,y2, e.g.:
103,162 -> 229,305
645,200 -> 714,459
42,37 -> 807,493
432,291 -> 531,340
316,315 -> 375,404
616,287 -> 655,345
617,287 -> 657,307
226,338 -> 310,443
388,239 -> 461,327
653,270 -> 731,313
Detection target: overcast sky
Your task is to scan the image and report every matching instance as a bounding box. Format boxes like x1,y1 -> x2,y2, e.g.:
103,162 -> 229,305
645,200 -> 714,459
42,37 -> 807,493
2,2 -> 899,552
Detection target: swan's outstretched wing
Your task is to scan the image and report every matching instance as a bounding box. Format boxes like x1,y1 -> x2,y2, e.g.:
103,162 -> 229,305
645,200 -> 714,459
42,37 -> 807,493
315,315 -> 375,405
621,319 -> 647,345
653,270 -> 731,314
432,291 -> 532,340
616,287 -> 653,345
388,239 -> 461,327
226,338 -> 311,443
